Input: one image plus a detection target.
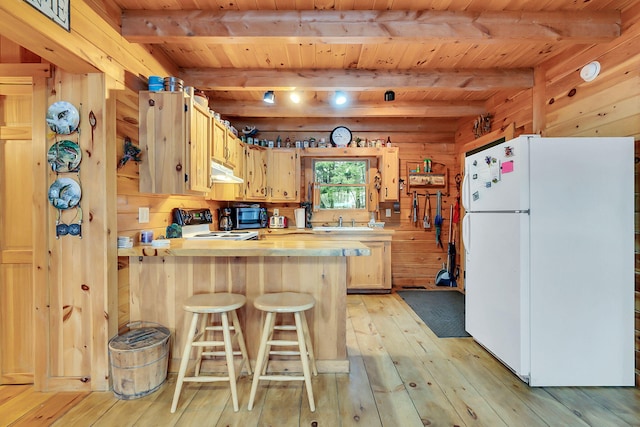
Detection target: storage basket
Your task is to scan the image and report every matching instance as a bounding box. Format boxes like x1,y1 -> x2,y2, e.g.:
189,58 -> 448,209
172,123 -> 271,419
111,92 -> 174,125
109,323 -> 171,400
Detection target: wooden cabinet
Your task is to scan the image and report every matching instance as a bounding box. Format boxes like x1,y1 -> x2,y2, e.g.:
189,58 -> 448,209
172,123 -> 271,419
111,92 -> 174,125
244,145 -> 268,200
212,120 -> 240,169
380,147 -> 399,201
243,146 -> 299,202
347,239 -> 392,293
189,102 -> 212,193
226,131 -> 240,168
139,90 -> 210,194
267,149 -> 299,202
212,119 -> 226,166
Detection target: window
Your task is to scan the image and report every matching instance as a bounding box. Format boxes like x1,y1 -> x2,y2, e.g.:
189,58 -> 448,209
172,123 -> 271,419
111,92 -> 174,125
313,159 -> 368,210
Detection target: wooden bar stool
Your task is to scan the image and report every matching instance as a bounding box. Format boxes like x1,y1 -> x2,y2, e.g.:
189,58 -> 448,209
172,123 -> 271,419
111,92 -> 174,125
247,292 -> 318,412
170,293 -> 251,413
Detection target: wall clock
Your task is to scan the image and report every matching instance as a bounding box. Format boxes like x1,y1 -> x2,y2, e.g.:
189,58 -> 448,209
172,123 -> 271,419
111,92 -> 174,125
330,126 -> 352,147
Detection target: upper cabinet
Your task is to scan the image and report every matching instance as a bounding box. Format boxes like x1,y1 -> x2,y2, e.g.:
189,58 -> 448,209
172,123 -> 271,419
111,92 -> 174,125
380,147 -> 399,201
267,148 -> 300,202
189,102 -> 212,193
212,120 -> 240,169
244,146 -> 268,200
243,146 -> 300,202
138,90 -> 210,194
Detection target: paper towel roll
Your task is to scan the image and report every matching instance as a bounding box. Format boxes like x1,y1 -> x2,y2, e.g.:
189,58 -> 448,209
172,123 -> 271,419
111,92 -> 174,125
294,208 -> 306,228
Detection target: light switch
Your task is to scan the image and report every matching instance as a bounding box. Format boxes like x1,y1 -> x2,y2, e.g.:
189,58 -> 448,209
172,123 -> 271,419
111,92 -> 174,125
385,208 -> 392,217
139,207 -> 150,224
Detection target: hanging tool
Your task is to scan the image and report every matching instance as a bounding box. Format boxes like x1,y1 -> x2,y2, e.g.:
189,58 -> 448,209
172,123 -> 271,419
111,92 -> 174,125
423,193 -> 431,228
412,191 -> 418,225
434,190 -> 443,247
436,204 -> 456,286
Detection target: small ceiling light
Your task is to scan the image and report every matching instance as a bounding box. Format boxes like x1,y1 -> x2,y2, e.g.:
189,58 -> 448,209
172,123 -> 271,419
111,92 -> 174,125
334,91 -> 347,106
384,90 -> 395,102
580,61 -> 601,82
290,92 -> 300,104
263,90 -> 275,104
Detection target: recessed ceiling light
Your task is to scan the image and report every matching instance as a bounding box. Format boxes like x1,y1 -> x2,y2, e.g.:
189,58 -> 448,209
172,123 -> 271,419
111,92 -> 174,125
334,91 -> 347,106
290,92 -> 300,103
263,90 -> 275,103
580,61 -> 601,82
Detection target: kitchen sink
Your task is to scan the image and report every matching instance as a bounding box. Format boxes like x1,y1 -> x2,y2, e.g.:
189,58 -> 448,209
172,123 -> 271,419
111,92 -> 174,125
312,226 -> 374,231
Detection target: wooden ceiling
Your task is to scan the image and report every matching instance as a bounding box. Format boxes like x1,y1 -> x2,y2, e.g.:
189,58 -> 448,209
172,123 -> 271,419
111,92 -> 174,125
111,0 -> 638,122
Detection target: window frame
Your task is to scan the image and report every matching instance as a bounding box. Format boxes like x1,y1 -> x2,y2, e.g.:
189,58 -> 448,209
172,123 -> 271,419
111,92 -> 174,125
304,156 -> 379,225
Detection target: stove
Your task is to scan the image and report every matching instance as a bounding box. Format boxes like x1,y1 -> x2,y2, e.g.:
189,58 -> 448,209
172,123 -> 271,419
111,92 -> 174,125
182,224 -> 258,241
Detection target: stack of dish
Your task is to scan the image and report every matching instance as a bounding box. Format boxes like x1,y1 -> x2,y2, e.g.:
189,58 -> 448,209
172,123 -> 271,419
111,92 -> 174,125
164,77 -> 183,92
151,239 -> 170,248
118,236 -> 133,248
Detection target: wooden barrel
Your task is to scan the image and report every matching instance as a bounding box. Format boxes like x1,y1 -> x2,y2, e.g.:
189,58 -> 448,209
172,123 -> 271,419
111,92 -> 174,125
109,325 -> 171,400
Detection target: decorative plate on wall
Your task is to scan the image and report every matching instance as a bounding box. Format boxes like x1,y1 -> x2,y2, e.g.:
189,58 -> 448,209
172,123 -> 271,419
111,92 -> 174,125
48,177 -> 81,210
47,140 -> 82,172
46,101 -> 80,134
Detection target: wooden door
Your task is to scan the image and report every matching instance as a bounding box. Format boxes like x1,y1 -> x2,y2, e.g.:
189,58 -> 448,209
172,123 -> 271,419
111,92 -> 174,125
267,149 -> 299,201
0,80 -> 34,384
381,147 -> 399,201
189,102 -> 211,193
244,146 -> 267,200
212,119 -> 226,165
347,241 -> 386,291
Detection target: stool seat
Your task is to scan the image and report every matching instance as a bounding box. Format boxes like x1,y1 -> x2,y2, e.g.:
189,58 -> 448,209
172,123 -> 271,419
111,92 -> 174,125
248,292 -> 317,412
253,292 -> 315,313
184,293 -> 246,313
171,292 -> 251,413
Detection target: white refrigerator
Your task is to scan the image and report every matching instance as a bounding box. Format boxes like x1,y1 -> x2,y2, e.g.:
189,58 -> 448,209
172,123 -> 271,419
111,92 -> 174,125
461,134 -> 634,386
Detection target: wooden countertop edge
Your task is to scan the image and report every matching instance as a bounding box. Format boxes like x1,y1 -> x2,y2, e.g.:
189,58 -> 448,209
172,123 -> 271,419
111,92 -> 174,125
261,228 -> 395,236
118,239 -> 371,257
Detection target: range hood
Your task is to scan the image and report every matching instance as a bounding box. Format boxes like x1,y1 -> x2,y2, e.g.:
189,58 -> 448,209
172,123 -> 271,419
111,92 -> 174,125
211,161 -> 243,184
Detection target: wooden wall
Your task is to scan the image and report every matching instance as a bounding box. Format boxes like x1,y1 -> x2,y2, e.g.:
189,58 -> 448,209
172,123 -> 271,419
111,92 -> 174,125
455,11 -> 640,385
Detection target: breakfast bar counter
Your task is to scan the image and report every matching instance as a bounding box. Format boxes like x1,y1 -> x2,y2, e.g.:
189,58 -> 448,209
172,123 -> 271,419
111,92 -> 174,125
118,239 -> 370,373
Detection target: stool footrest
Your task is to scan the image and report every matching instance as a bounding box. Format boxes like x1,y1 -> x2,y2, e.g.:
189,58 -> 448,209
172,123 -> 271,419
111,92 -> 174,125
202,350 -> 244,357
273,325 -> 296,331
267,339 -> 299,346
182,376 -> 231,383
192,340 -> 224,347
268,350 -> 301,356
258,375 -> 305,382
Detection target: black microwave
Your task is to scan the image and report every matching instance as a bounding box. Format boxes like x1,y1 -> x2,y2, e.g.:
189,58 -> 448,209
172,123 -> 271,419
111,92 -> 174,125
231,207 -> 268,229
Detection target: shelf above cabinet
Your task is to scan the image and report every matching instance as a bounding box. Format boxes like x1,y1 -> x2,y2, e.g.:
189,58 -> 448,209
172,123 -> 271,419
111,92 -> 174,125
408,173 -> 447,187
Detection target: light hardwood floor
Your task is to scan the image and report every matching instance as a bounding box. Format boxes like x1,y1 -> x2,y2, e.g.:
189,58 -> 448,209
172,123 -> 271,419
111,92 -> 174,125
1,293 -> 638,426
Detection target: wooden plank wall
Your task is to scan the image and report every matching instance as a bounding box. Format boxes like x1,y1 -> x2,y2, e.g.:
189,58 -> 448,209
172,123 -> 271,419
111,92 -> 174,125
455,13 -> 640,385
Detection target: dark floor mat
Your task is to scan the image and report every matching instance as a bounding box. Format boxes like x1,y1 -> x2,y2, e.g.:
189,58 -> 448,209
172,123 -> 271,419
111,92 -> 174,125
398,290 -> 471,338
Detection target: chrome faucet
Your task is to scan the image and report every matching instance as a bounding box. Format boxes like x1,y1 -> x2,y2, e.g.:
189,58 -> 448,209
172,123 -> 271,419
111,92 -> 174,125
338,216 -> 343,227
351,218 -> 355,227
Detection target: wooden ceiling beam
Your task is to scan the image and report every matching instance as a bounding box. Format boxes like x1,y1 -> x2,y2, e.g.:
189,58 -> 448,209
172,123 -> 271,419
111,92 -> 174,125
210,99 -> 485,118
181,68 -> 533,91
122,10 -> 620,44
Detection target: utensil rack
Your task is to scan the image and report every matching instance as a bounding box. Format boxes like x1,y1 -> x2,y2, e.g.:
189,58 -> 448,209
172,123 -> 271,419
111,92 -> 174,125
406,161 -> 448,195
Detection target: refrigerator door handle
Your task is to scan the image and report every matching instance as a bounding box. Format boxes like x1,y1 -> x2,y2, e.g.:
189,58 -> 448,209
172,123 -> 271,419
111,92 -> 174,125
462,213 -> 470,255
461,171 -> 469,210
